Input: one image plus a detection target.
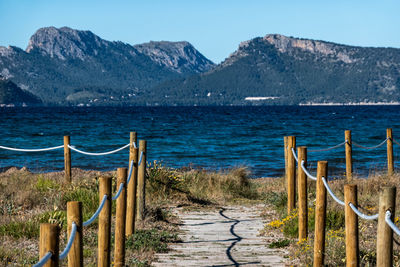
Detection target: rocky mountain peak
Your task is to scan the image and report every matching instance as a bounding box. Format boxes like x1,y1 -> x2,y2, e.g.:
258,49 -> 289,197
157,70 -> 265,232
26,26 -> 107,60
263,34 -> 354,63
134,41 -> 215,74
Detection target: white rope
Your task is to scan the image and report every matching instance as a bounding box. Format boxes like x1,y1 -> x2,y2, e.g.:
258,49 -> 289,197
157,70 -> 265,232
112,183 -> 124,200
83,195 -> 108,227
300,160 -> 317,181
322,177 -> 345,206
308,141 -> 346,153
126,160 -> 134,185
68,143 -> 130,156
132,142 -> 137,149
33,251 -> 52,267
385,210 -> 400,236
138,151 -> 144,166
348,203 -> 379,220
59,222 -> 77,260
353,138 -> 388,150
291,148 -> 298,162
0,145 -> 63,152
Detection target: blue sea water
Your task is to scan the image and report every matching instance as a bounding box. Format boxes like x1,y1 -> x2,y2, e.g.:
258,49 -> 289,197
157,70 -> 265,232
1,106 -> 400,178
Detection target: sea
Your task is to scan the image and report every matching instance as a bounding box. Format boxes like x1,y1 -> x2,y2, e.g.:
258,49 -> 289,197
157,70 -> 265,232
1,105 -> 400,178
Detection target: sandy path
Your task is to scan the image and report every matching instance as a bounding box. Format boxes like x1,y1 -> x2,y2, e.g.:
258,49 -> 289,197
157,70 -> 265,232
153,204 -> 287,267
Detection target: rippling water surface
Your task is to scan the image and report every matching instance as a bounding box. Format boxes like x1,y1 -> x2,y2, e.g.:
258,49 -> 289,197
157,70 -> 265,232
1,106 -> 400,177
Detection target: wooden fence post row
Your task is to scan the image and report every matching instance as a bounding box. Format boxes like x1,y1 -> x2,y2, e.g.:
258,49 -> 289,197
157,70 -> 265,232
297,146 -> 307,241
64,136 -> 71,183
345,130 -> 352,181
98,176 -> 112,267
387,128 -> 394,175
314,161 -> 327,267
39,223 -> 60,267
377,186 -> 396,267
126,132 -> 139,236
137,140 -> 147,222
287,136 -> 296,214
344,185 -> 359,267
114,168 -> 127,267
67,201 -> 83,267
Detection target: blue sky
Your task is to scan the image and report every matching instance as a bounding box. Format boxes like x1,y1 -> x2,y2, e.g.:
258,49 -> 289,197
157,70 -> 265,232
0,0 -> 398,63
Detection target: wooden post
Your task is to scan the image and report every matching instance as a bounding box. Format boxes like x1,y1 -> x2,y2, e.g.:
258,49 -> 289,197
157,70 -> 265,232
284,136 -> 288,179
297,146 -> 308,241
137,140 -> 147,221
344,184 -> 359,267
67,201 -> 83,267
345,130 -> 352,181
64,136 -> 71,183
314,161 -> 327,267
39,223 -> 60,267
98,176 -> 112,267
387,128 -> 394,175
377,186 -> 396,267
287,136 -> 296,214
114,168 -> 127,267
126,132 -> 139,236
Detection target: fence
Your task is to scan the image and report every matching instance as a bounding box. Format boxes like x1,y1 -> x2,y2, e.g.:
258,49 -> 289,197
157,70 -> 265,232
1,131 -> 146,267
285,128 -> 400,266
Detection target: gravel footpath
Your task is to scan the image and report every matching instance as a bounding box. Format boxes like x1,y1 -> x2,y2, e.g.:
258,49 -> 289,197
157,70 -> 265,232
153,204 -> 287,267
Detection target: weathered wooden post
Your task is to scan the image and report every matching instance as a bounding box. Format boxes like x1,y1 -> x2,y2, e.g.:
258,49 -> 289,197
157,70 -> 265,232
297,146 -> 308,241
387,128 -> 394,175
39,223 -> 60,267
284,136 -> 288,179
126,132 -> 139,236
344,184 -> 359,267
314,161 -> 327,267
137,140 -> 147,221
67,201 -> 83,267
98,176 -> 112,267
345,130 -> 352,181
64,136 -> 71,183
287,136 -> 296,214
377,186 -> 396,267
114,168 -> 127,267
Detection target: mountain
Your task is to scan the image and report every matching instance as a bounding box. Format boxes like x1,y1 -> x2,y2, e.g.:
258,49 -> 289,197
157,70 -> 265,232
0,26 -> 215,105
149,34 -> 400,105
0,77 -> 41,105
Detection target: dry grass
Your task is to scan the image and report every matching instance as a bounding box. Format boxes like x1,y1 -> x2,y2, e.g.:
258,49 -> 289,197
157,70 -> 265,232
259,172 -> 400,266
0,163 -> 261,266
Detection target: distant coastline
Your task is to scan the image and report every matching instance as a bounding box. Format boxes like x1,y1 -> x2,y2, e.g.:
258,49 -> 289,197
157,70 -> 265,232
299,101 -> 400,106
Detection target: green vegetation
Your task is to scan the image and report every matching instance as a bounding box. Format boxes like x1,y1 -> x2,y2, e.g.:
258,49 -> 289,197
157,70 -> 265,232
269,239 -> 291,248
0,79 -> 41,105
126,229 -> 178,253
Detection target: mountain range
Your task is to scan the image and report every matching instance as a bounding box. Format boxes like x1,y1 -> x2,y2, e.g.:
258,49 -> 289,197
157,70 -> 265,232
1,27 -> 399,106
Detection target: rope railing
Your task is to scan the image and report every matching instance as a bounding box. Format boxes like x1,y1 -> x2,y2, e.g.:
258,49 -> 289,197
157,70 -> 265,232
126,160 -> 134,184
59,222 -> 77,260
300,160 -> 317,181
112,183 -> 124,200
33,251 -> 53,267
308,141 -> 346,153
291,147 -> 298,162
68,143 -> 130,156
348,203 -> 379,220
321,176 -> 345,206
352,138 -> 388,150
83,194 -> 108,227
0,144 -> 64,152
385,210 -> 400,236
